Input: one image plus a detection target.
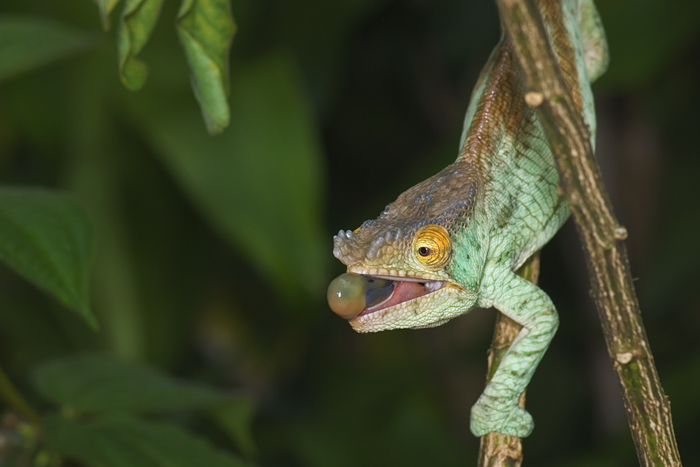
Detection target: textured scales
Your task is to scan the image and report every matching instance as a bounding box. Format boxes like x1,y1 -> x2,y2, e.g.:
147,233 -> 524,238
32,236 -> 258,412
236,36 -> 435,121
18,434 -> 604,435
332,0 -> 608,437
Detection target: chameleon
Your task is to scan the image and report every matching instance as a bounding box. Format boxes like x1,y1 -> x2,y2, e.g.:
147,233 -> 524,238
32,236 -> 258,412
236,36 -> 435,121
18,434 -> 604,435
327,0 -> 608,437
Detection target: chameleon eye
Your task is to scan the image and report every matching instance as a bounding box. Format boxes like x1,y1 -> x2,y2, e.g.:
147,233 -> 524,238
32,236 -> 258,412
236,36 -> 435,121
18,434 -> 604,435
413,224 -> 451,270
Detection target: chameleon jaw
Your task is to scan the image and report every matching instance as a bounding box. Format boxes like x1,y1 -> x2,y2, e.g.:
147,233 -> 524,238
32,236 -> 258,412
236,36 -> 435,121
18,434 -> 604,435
346,264 -> 446,281
325,269 -> 466,333
349,282 -> 463,333
356,275 -> 447,318
327,269 -> 454,324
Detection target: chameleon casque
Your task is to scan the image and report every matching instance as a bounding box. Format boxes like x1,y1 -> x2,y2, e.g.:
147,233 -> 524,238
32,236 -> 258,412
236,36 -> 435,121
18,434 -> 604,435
328,0 -> 608,437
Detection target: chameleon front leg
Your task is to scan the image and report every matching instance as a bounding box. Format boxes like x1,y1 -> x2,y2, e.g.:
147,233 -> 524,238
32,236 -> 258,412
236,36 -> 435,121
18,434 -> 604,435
471,270 -> 559,437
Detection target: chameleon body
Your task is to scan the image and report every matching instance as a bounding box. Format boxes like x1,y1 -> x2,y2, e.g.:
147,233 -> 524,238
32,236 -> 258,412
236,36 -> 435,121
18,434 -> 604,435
328,0 -> 608,437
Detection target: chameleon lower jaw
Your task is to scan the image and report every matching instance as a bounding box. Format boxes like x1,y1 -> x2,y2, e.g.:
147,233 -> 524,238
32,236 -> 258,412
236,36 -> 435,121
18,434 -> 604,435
327,272 -> 445,320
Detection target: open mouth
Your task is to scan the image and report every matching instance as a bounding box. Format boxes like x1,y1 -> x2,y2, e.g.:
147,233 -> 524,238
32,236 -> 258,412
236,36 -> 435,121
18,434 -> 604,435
359,276 -> 445,316
327,273 -> 446,321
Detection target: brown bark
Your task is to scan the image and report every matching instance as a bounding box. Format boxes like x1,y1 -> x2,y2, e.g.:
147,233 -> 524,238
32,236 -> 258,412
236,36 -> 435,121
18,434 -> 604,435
489,0 -> 682,465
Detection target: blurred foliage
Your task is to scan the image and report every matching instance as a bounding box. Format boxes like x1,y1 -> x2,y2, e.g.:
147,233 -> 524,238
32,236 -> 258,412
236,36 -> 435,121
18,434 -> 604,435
0,189 -> 94,327
176,0 -> 237,134
0,0 -> 699,466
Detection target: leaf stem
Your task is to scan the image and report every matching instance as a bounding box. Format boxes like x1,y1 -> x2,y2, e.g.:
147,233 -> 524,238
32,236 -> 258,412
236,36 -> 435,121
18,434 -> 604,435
0,364 -> 39,423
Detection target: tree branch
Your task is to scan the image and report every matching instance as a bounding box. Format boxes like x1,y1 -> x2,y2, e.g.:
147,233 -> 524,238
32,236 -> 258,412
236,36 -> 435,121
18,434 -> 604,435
492,0 -> 682,465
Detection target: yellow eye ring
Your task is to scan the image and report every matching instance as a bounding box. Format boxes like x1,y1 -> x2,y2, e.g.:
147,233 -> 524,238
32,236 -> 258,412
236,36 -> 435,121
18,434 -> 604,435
413,224 -> 451,270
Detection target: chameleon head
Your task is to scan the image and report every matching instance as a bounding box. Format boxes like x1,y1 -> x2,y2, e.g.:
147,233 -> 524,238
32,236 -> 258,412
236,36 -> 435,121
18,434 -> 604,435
328,161 -> 485,332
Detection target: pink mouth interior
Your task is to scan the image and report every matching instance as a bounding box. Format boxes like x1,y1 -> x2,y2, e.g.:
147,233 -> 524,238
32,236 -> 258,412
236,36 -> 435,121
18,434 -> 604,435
358,280 -> 444,317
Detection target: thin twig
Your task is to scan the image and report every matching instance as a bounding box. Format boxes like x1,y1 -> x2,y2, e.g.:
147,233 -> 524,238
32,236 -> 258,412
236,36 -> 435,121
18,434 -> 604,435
477,253 -> 540,467
0,364 -> 39,423
494,0 -> 682,465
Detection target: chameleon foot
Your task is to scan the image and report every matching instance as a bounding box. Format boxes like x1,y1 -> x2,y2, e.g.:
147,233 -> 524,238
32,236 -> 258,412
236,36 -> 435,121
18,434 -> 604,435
470,398 -> 534,438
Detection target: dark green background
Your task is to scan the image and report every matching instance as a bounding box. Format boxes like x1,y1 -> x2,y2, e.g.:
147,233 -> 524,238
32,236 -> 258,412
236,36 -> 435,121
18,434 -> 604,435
1,0 -> 699,465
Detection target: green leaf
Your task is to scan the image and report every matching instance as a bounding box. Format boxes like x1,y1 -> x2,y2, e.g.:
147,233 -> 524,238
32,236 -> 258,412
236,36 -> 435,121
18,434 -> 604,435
176,0 -> 237,135
92,0 -> 122,30
138,54 -> 327,303
44,414 -> 252,467
0,16 -> 94,82
32,354 -> 239,414
0,189 -> 95,327
118,0 -> 164,90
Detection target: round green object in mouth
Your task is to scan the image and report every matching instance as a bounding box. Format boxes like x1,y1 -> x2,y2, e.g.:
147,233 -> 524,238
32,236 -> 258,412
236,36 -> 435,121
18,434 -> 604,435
327,273 -> 394,320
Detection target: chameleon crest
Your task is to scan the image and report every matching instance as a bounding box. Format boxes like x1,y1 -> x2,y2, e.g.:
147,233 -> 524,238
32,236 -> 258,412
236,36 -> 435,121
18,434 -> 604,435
333,161 -> 479,277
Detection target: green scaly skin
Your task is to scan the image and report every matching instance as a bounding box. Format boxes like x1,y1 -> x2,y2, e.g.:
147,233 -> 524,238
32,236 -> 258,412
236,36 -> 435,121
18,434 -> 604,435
331,0 -> 608,437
